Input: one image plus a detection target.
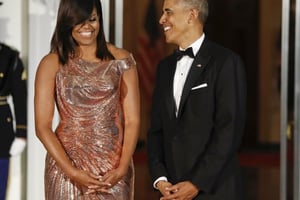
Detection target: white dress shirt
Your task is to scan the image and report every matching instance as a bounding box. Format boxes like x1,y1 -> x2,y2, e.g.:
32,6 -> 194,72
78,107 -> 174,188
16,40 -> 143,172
173,34 -> 205,116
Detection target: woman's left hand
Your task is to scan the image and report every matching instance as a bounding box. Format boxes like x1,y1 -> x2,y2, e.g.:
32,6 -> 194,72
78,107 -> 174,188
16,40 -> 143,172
85,167 -> 127,194
101,167 -> 127,187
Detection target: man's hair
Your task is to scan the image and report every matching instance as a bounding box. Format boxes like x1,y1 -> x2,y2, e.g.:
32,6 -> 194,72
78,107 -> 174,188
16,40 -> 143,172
180,0 -> 209,24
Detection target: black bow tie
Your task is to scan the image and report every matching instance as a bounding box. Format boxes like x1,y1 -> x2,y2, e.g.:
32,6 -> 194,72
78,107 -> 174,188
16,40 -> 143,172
175,47 -> 194,61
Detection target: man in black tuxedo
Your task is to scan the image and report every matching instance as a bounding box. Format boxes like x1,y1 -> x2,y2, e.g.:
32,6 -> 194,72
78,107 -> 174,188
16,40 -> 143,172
147,0 -> 247,199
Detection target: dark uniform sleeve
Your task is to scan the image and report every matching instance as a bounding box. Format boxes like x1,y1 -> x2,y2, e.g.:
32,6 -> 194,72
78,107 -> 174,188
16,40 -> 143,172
0,44 -> 27,157
11,53 -> 27,138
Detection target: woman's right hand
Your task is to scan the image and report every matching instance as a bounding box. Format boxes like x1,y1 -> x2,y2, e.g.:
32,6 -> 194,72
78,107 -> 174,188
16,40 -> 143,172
70,169 -> 112,194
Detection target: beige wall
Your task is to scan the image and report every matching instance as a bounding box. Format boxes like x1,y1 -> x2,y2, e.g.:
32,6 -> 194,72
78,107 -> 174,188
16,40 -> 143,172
259,0 -> 282,143
123,0 -> 168,141
123,0 -> 164,52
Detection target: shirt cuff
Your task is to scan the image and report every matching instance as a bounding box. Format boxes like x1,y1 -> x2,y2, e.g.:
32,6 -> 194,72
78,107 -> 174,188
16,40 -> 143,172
153,176 -> 168,189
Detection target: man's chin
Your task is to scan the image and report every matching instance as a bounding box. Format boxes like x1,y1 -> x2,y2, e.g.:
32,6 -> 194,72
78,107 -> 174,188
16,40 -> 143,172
165,37 -> 173,44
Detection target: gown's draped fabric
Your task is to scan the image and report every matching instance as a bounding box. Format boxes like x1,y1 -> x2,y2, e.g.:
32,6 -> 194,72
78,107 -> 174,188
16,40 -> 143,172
44,55 -> 136,200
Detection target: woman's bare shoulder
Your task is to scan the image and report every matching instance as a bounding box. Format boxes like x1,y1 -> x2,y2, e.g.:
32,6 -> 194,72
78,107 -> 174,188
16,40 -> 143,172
38,53 -> 60,70
36,53 -> 61,76
107,43 -> 131,60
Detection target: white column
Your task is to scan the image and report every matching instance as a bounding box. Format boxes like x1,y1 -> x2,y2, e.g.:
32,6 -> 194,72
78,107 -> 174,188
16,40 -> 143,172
27,1 -> 59,199
101,0 -> 110,41
115,0 -> 123,47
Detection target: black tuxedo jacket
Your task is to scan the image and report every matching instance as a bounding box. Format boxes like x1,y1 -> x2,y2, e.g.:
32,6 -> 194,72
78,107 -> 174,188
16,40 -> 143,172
147,38 -> 247,200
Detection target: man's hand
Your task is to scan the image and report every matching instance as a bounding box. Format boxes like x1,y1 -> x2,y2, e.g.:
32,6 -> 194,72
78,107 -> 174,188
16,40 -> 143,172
160,181 -> 199,200
157,180 -> 173,198
9,137 -> 26,156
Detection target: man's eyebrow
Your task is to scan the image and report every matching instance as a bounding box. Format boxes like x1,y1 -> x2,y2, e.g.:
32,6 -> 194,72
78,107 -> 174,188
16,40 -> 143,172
163,8 -> 172,12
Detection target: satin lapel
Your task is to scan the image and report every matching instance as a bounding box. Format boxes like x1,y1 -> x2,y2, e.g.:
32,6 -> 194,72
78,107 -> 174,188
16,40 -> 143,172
165,56 -> 177,119
177,47 -> 211,118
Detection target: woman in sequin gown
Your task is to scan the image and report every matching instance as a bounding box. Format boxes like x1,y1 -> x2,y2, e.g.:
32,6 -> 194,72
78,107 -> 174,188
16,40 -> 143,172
34,0 -> 140,199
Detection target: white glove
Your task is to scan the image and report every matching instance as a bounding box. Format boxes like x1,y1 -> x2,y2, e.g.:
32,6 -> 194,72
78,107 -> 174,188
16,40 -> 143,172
9,137 -> 27,156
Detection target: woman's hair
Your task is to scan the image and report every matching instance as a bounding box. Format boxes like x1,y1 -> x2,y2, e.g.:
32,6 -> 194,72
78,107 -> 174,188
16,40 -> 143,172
50,0 -> 113,64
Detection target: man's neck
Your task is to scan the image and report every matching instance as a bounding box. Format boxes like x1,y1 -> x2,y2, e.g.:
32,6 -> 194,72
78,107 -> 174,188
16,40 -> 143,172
179,31 -> 204,49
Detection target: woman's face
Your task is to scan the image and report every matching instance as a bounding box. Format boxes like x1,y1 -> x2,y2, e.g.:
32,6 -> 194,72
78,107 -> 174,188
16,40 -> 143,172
72,8 -> 100,47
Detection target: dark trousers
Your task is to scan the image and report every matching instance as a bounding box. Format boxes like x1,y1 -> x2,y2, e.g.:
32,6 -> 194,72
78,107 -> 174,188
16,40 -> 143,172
0,158 -> 9,200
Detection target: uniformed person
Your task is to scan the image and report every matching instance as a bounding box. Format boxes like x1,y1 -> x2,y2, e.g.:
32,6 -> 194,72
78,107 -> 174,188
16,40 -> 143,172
0,41 -> 27,200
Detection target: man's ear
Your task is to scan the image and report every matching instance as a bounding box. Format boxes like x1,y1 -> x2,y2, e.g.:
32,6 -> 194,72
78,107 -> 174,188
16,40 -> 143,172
189,8 -> 199,21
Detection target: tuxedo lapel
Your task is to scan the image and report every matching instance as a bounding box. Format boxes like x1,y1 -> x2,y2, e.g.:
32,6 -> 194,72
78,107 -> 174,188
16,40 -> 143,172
165,55 -> 177,119
177,42 -> 211,118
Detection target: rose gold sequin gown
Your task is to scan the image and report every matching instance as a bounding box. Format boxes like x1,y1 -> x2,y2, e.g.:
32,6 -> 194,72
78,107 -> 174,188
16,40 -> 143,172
44,55 -> 135,200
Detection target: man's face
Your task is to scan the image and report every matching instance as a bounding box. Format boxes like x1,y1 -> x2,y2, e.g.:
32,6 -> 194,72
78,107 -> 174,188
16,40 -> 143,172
159,0 -> 191,46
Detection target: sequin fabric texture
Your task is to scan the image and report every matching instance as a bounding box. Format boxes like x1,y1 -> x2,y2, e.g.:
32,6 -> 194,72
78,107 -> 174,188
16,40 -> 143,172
44,55 -> 136,200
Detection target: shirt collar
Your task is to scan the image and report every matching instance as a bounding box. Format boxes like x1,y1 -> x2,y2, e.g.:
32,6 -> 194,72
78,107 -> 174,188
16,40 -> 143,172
179,33 -> 205,56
